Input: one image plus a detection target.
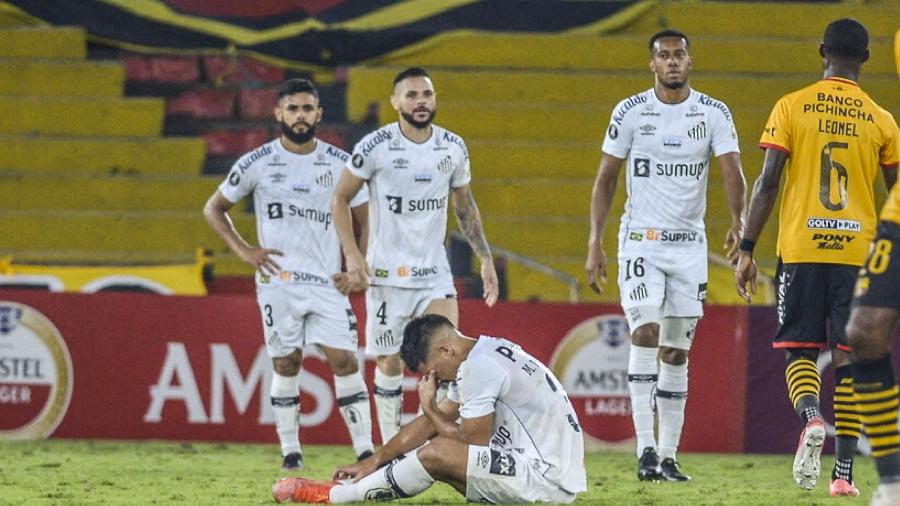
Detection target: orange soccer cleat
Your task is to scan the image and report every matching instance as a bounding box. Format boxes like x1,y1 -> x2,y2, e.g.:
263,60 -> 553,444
272,477 -> 336,504
828,478 -> 860,497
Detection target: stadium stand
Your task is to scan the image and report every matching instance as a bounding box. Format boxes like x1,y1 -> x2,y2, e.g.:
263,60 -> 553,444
1,0 -> 897,302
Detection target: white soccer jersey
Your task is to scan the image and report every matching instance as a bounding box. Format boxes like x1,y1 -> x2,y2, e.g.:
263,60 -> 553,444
447,336 -> 587,494
347,122 -> 471,288
219,138 -> 367,286
601,88 -> 740,236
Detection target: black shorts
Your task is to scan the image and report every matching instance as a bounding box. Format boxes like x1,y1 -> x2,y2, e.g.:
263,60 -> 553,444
773,260 -> 858,352
854,221 -> 900,309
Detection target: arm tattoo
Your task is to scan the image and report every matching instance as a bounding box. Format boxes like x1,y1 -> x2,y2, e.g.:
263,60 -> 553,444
454,188 -> 492,259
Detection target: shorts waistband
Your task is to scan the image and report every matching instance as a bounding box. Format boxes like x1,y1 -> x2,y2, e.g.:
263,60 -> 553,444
624,228 -> 705,245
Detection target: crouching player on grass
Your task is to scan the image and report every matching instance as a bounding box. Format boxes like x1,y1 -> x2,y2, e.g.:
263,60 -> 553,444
273,314 -> 587,503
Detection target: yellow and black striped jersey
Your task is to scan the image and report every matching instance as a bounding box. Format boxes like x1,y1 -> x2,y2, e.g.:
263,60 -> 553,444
760,77 -> 900,265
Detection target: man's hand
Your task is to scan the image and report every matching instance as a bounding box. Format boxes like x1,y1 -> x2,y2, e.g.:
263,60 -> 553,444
480,259 -> 499,307
723,222 -> 742,263
238,245 -> 283,275
332,456 -> 379,483
734,251 -> 758,303
585,242 -> 608,294
332,272 -> 352,295
345,250 -> 371,291
417,370 -> 439,412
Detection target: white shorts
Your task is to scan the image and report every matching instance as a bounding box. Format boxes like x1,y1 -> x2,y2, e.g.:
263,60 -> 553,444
617,231 -> 707,332
256,283 -> 359,358
466,445 -> 576,504
365,278 -> 457,356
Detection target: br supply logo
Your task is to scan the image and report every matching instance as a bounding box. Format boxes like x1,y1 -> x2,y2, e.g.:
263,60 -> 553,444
550,314 -> 633,448
0,302 -> 73,439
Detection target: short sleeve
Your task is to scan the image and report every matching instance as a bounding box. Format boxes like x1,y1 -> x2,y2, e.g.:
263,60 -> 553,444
879,114 -> 900,169
601,102 -> 634,159
349,179 -> 369,208
457,355 -> 509,420
346,139 -> 377,180
759,97 -> 792,154
450,151 -> 471,189
709,100 -> 740,157
219,158 -> 259,203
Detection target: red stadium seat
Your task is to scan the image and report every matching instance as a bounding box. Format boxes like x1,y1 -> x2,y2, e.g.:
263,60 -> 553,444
201,127 -> 273,157
122,54 -> 200,83
238,87 -> 280,120
167,89 -> 236,119
203,56 -> 284,85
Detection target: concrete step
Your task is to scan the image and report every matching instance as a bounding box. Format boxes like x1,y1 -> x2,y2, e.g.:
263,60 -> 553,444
0,26 -> 86,59
0,135 -> 206,176
0,96 -> 164,137
0,59 -> 124,97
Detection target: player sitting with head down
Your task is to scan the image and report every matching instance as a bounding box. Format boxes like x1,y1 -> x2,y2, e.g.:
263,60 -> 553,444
272,314 -> 587,504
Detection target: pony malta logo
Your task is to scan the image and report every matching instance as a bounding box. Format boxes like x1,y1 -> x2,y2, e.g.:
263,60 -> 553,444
0,302 -> 73,439
550,314 -> 633,448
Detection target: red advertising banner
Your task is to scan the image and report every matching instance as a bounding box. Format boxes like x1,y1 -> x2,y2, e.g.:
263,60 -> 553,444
0,290 -> 748,452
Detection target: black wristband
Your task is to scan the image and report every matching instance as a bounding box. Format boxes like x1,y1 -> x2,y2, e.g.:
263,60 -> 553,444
739,239 -> 756,253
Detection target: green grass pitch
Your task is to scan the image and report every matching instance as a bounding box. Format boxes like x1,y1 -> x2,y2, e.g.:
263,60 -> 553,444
0,440 -> 878,504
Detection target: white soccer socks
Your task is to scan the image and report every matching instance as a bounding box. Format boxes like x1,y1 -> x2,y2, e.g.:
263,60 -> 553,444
374,368 -> 404,444
333,372 -> 374,458
329,451 -> 434,503
657,361 -> 689,461
628,345 -> 659,457
271,371 -> 302,456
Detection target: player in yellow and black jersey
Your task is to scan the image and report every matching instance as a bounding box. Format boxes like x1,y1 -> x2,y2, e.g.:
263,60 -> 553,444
846,182 -> 900,505
735,18 -> 899,496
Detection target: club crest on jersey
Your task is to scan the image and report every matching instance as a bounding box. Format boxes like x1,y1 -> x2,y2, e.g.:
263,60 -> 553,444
633,158 -> 650,177
315,170 -> 334,188
688,121 -> 707,140
639,124 -> 656,136
437,155 -> 453,174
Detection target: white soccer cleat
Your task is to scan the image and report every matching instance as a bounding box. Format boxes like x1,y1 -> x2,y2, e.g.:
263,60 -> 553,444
870,482 -> 900,506
792,417 -> 826,489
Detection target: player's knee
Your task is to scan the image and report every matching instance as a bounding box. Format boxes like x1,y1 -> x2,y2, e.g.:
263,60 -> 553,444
659,346 -> 687,365
416,440 -> 447,476
848,315 -> 890,361
631,323 -> 660,347
273,350 -> 302,376
329,351 -> 359,376
377,354 -> 403,375
784,348 -> 818,365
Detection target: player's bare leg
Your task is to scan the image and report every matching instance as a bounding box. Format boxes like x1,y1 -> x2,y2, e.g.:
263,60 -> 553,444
628,321 -> 662,481
319,345 -> 374,460
849,306 -> 900,504
276,437 -> 465,503
272,350 -> 304,470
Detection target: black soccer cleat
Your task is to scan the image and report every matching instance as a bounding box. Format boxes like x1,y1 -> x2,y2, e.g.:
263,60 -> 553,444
660,457 -> 692,482
281,452 -> 303,471
637,447 -> 662,481
357,450 -> 374,462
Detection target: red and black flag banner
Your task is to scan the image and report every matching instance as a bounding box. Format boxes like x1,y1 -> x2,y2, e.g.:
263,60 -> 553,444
5,0 -> 639,68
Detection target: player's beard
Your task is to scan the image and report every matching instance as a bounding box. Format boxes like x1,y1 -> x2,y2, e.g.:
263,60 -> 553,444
401,108 -> 436,130
281,120 -> 316,144
661,77 -> 687,90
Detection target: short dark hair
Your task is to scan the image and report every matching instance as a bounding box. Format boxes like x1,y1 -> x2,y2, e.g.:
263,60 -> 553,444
823,18 -> 868,60
649,29 -> 690,53
277,78 -> 319,101
393,67 -> 430,88
400,314 -> 454,373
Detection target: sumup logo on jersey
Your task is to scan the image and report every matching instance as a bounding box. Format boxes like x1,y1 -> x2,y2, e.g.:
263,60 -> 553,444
0,302 -> 73,440
550,314 -> 634,447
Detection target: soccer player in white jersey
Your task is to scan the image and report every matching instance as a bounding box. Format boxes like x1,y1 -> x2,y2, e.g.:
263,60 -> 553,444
331,67 -> 499,445
272,314 -> 587,504
585,30 -> 747,481
204,79 -> 375,470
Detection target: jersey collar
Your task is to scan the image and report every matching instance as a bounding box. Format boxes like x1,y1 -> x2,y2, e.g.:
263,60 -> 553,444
823,77 -> 859,87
